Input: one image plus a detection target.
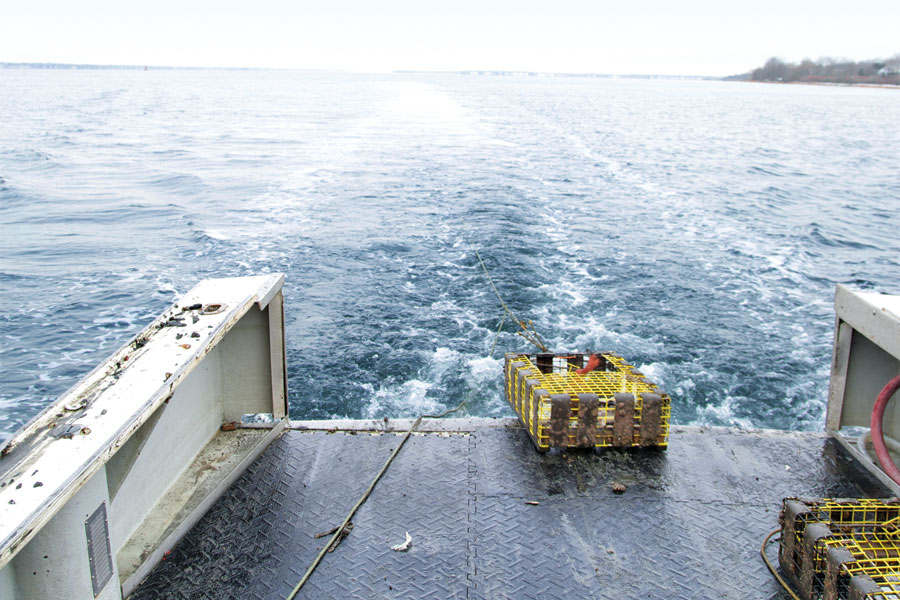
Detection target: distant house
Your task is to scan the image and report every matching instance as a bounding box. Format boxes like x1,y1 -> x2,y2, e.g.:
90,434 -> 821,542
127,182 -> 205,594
879,66 -> 900,76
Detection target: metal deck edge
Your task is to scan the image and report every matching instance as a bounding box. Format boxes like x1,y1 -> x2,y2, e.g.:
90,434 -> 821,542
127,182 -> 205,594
289,417 -> 520,432
289,417 -> 830,437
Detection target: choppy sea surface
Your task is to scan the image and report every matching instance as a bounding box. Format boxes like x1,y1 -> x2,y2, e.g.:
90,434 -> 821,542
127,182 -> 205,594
1,69 -> 899,443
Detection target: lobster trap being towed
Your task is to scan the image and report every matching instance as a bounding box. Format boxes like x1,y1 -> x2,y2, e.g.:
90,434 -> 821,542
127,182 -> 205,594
504,352 -> 671,452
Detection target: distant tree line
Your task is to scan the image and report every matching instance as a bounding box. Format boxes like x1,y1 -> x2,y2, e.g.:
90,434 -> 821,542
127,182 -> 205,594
747,55 -> 900,85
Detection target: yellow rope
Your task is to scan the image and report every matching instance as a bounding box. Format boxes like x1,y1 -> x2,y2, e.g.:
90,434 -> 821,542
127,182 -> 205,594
489,314 -> 506,358
474,248 -> 548,352
760,528 -> 803,600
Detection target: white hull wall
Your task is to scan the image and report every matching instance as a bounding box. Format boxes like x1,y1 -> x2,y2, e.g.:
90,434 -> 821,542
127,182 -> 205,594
108,345 -> 223,554
10,470 -> 119,599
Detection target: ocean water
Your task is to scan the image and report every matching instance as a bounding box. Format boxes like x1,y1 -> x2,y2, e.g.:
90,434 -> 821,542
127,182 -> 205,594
1,69 -> 899,443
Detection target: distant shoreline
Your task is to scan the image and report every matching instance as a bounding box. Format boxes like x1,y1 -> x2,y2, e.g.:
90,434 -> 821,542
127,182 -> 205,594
749,79 -> 900,89
742,55 -> 900,88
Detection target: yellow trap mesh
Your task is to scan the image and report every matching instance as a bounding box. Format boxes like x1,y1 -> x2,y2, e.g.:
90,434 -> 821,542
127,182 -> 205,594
504,352 -> 671,452
779,498 -> 900,599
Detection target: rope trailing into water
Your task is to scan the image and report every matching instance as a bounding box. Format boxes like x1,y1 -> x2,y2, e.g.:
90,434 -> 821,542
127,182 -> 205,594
760,528 -> 802,600
488,313 -> 506,358
474,248 -> 548,353
285,400 -> 467,600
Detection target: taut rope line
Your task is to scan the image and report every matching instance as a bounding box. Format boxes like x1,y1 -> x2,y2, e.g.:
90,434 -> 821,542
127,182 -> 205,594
474,248 -> 548,353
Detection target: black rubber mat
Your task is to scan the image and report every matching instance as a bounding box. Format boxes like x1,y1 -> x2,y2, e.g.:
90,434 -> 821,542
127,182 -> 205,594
129,425 -> 888,600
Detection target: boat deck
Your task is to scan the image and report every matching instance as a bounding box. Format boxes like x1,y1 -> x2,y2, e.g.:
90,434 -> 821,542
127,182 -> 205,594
128,421 -> 888,600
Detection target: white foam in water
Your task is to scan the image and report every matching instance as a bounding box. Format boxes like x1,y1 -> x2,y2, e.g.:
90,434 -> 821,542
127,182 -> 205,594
569,318 -> 664,356
696,396 -> 755,430
538,280 -> 587,307
430,299 -> 490,334
636,362 -> 665,385
360,348 -> 467,418
466,355 -> 502,384
425,347 -> 460,378
485,138 -> 517,147
203,229 -> 231,241
363,378 -> 444,419
378,81 -> 483,144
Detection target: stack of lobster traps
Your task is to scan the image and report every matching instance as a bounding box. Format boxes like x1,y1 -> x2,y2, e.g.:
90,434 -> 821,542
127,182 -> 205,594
779,497 -> 900,599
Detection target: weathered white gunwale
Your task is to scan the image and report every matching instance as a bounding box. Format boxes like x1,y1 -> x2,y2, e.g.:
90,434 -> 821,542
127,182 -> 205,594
0,274 -> 285,571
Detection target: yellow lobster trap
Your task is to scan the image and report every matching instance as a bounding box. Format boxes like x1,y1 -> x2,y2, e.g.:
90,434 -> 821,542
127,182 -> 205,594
504,352 -> 670,452
779,497 -> 900,600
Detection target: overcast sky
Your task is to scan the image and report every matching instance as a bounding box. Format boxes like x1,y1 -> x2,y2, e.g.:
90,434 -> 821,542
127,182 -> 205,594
1,0 -> 898,76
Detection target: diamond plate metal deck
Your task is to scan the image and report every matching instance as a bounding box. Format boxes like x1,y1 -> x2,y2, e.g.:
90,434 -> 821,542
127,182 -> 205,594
128,424 -> 888,600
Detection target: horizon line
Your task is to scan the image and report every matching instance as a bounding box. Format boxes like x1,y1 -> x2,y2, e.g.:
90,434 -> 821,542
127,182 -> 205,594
0,61 -> 733,80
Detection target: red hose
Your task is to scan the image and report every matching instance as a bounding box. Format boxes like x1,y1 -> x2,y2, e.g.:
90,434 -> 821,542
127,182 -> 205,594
870,374 -> 900,485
